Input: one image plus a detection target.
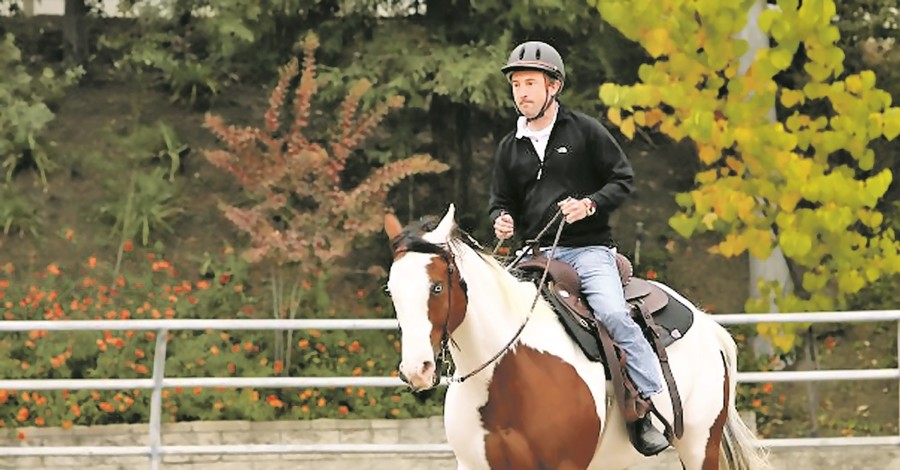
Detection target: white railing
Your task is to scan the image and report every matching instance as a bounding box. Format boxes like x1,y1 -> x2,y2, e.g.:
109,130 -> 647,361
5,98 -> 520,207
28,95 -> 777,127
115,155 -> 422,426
0,310 -> 898,469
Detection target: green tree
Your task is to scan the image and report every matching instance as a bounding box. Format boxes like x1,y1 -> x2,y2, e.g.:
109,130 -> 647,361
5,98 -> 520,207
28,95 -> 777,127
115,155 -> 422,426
591,0 -> 899,351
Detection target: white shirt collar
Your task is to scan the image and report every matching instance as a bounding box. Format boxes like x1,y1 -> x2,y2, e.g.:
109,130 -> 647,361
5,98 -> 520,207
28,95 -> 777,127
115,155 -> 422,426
515,104 -> 558,140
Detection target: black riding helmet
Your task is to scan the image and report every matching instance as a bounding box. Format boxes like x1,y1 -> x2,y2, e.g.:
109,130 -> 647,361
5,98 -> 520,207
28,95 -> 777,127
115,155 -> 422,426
501,41 -> 566,85
501,41 -> 565,121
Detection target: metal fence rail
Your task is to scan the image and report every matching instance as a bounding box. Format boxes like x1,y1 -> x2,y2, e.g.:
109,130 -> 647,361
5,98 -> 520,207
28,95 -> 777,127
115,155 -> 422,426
0,310 -> 898,468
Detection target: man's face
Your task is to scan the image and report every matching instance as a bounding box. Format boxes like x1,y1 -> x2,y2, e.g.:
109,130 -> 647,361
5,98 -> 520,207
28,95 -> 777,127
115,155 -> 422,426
510,70 -> 559,118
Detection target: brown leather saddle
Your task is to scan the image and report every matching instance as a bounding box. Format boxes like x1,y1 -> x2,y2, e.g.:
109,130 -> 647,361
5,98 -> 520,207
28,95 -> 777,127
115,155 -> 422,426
515,252 -> 691,440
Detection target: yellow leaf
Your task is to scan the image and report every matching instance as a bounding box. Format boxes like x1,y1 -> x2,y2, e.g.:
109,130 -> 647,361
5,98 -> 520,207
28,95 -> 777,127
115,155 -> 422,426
725,156 -> 744,174
633,111 -> 646,126
718,233 -> 747,257
845,74 -> 861,94
780,89 -> 804,108
696,169 -> 717,184
772,332 -> 796,353
608,107 -> 622,126
779,230 -> 812,258
643,28 -> 673,58
620,116 -> 636,139
698,145 -> 719,164
778,191 -> 801,212
644,108 -> 665,127
883,108 -> 899,140
702,212 -> 718,230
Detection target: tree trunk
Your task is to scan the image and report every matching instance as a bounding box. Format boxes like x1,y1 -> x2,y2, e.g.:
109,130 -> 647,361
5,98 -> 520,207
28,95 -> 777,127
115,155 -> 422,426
63,0 -> 89,66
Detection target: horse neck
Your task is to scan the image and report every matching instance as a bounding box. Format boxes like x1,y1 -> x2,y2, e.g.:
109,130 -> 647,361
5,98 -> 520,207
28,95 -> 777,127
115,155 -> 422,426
449,241 -> 544,377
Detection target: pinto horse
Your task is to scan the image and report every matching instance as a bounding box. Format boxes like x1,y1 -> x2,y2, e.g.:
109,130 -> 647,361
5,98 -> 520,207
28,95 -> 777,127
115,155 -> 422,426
384,205 -> 770,470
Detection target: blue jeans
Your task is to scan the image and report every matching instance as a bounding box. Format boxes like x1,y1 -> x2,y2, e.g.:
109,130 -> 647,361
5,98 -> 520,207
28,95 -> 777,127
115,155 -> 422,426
550,246 -> 664,397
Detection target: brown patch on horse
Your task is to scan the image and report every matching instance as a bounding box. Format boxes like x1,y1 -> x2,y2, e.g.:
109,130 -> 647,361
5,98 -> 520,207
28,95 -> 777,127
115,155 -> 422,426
425,258 -> 467,345
481,345 -> 600,469
702,357 -> 730,469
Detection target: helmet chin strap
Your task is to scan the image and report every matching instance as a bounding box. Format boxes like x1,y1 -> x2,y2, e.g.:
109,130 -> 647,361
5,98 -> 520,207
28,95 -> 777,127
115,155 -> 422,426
525,91 -> 555,123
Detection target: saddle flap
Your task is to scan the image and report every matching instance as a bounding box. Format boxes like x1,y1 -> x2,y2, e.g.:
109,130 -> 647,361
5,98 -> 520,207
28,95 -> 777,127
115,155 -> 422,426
624,278 -> 668,315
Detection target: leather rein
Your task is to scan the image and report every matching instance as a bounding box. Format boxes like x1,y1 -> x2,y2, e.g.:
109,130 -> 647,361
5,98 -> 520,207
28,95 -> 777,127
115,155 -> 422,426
394,213 -> 566,388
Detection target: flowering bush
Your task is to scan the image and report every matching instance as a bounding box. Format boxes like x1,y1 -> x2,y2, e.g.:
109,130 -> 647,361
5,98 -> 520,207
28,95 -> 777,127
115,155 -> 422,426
0,238 -> 442,435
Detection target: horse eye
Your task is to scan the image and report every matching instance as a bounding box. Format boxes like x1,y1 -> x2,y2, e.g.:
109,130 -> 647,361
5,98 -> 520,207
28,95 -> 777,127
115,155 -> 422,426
430,283 -> 443,295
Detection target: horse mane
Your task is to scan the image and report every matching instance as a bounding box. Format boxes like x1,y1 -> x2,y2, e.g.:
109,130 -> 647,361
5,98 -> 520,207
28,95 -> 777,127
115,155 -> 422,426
447,234 -> 544,322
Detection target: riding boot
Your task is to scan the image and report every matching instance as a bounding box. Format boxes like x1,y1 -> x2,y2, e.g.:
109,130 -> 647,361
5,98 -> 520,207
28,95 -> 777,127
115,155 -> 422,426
626,412 -> 669,457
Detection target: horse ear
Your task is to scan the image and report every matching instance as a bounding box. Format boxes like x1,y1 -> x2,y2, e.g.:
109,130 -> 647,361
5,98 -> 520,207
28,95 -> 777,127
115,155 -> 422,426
424,203 -> 456,243
384,212 -> 403,242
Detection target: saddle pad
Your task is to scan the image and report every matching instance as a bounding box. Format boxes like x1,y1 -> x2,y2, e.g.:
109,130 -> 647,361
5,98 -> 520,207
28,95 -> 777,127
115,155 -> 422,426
544,286 -> 695,365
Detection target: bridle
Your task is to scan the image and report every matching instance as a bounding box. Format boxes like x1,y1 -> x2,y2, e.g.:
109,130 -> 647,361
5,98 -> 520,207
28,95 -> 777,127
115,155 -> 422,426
392,215 -> 566,388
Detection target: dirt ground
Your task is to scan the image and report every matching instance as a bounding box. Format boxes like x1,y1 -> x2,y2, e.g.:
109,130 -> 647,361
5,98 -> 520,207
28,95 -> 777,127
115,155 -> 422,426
2,80 -> 896,439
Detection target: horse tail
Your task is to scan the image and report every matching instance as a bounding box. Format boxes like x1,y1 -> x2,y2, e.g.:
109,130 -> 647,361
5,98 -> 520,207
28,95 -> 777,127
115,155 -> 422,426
712,321 -> 772,470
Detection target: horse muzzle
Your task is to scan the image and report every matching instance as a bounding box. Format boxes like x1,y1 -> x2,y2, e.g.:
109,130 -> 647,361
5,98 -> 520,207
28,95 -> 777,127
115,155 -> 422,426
398,359 -> 437,391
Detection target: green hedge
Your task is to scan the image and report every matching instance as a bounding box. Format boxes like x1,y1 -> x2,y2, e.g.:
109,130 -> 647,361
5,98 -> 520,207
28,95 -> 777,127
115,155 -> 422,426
0,239 -> 442,431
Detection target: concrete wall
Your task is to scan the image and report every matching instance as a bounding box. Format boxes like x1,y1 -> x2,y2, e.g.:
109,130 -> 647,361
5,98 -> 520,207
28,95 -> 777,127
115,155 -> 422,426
1,418 -> 898,470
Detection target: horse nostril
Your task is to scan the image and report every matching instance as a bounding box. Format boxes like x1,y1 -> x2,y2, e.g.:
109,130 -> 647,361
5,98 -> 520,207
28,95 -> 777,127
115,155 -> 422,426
420,360 -> 435,376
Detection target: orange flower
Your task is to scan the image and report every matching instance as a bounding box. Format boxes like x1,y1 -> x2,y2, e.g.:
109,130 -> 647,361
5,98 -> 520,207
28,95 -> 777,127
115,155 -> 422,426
35,417 -> 45,426
196,280 -> 211,290
135,365 -> 149,374
71,404 -> 81,417
243,342 -> 253,352
193,387 -> 202,395
317,398 -> 326,407
65,229 -> 74,240
351,367 -> 362,377
273,361 -> 283,374
266,395 -> 284,407
645,269 -> 657,280
210,346 -> 220,356
0,391 -> 6,404
123,241 -> 133,252
227,362 -> 236,374
752,399 -> 762,408
298,339 -> 309,349
17,432 -> 25,441
47,264 -> 61,275
300,405 -> 309,413
99,402 -> 114,413
135,349 -> 145,359
338,405 -> 349,415
347,341 -> 361,353
87,257 -> 97,268
762,383 -> 773,394
16,407 -> 28,421
213,402 -> 224,410
62,420 -> 73,429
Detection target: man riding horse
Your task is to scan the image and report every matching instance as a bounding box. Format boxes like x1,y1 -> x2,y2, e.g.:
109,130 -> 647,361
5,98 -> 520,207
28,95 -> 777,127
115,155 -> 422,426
488,40 -> 669,456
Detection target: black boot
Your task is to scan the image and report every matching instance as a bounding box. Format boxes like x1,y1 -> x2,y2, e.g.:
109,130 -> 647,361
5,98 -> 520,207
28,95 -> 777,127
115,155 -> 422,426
626,414 -> 669,457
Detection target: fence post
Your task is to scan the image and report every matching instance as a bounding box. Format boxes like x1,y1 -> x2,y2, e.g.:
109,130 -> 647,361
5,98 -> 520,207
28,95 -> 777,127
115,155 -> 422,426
149,329 -> 169,470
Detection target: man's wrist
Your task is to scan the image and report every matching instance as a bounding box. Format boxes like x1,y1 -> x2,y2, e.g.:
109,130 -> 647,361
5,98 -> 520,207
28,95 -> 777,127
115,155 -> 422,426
582,198 -> 596,216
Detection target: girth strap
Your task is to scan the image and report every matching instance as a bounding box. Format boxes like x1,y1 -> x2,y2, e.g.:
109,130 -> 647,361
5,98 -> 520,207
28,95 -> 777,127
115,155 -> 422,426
633,300 -> 684,439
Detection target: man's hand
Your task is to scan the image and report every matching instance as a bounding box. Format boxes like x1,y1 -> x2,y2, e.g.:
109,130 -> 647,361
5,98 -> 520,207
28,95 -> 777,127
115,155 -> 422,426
558,197 -> 594,224
494,213 -> 515,240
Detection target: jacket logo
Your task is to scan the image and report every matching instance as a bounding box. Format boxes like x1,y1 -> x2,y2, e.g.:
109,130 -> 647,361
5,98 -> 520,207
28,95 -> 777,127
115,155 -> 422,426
555,146 -> 568,154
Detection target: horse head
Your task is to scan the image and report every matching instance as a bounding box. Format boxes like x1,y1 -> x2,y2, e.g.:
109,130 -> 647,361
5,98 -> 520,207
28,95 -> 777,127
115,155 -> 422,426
384,204 -> 468,391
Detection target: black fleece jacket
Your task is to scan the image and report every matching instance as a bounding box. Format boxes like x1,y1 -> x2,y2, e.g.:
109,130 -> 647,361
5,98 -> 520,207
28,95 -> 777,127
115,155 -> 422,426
488,106 -> 634,247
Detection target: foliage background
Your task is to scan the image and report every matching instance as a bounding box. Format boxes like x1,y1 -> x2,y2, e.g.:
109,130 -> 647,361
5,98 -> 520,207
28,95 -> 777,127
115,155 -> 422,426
0,0 -> 897,440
